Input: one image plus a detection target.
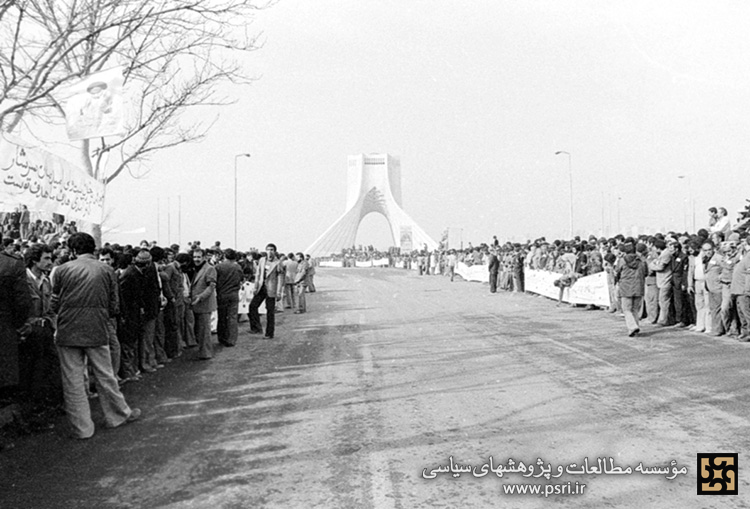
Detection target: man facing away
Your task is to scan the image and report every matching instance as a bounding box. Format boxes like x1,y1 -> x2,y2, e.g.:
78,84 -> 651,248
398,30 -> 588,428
52,232 -> 140,439
282,252 -> 298,310
249,243 -> 285,339
215,248 -> 243,347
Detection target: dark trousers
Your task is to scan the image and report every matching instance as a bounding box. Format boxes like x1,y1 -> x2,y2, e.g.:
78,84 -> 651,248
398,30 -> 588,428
163,301 -> 181,358
708,289 -> 723,334
17,324 -> 61,404
249,284 -> 276,338
489,271 -> 498,293
193,312 -> 213,359
217,298 -> 239,346
118,315 -> 141,379
738,295 -> 750,336
672,283 -> 686,325
512,269 -> 524,293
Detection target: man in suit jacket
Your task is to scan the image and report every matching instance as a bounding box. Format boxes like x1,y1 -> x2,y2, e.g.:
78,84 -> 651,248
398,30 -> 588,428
249,243 -> 285,339
214,248 -> 243,347
191,248 -> 217,359
118,256 -> 146,381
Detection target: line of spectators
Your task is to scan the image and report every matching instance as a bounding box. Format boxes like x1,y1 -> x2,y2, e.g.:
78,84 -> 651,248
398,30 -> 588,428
0,234 -> 317,439
398,205 -> 750,339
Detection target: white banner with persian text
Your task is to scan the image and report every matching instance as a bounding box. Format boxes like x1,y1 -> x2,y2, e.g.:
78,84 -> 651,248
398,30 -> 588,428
319,260 -> 343,268
456,262 -> 490,283
525,269 -> 610,308
0,135 -> 105,223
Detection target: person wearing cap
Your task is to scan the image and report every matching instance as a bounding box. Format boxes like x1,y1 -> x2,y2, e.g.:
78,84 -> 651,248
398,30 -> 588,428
135,249 -> 162,373
118,250 -> 147,381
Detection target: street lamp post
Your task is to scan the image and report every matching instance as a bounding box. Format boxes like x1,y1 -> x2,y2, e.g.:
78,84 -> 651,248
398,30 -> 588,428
555,151 -> 573,238
677,175 -> 694,232
234,153 -> 251,248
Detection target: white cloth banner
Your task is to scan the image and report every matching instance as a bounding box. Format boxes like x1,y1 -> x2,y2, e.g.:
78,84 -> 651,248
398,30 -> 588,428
524,269 -> 566,301
319,260 -> 343,268
59,67 -> 126,141
0,134 -> 105,223
525,269 -> 611,307
455,262 -> 490,283
568,271 -> 611,307
372,258 -> 389,267
355,260 -> 372,268
238,281 -> 267,314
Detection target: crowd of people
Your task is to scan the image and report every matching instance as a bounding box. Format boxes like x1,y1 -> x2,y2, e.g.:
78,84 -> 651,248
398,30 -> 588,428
0,231 -> 317,439
396,206 -> 750,339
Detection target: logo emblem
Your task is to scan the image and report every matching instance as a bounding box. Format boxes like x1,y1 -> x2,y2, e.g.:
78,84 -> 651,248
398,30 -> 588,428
698,453 -> 737,495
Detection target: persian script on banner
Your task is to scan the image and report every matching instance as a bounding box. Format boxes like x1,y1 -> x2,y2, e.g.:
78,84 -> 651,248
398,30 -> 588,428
58,67 -> 126,141
0,135 -> 105,223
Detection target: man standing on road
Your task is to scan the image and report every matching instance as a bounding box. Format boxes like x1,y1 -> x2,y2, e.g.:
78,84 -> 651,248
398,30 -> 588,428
305,254 -> 316,292
282,252 -> 298,311
648,239 -> 674,326
249,243 -> 285,339
614,243 -> 648,337
215,248 -> 243,347
18,244 -> 61,404
446,249 -> 457,282
190,248 -> 217,359
52,233 -> 140,439
488,248 -> 499,293
293,252 -> 310,314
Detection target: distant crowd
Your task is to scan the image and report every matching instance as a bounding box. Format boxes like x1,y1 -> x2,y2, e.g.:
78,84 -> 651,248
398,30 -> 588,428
400,205 -> 750,339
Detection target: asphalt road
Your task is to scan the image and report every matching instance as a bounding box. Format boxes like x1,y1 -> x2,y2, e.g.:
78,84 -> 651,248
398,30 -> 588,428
1,268 -> 749,508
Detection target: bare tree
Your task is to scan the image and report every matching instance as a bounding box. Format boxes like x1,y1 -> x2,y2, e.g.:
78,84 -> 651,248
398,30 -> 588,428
0,0 -> 267,184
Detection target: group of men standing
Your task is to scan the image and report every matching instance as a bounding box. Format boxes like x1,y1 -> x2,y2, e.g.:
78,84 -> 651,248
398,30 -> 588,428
1,233 -> 317,440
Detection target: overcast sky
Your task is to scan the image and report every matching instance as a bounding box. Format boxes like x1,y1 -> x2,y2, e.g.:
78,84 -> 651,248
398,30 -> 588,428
103,0 -> 750,251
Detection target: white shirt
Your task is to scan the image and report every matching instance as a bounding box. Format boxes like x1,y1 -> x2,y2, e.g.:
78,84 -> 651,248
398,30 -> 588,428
710,215 -> 731,234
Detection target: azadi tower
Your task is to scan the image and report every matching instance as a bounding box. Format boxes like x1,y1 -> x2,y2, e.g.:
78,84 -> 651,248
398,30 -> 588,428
306,154 -> 438,257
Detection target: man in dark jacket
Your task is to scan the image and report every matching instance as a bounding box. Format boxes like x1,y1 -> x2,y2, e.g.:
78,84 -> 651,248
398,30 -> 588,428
0,241 -> 32,388
614,243 -> 648,337
488,248 -> 500,293
214,248 -> 243,347
52,233 -> 139,439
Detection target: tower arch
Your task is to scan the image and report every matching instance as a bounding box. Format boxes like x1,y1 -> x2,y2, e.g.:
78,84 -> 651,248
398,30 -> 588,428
306,154 -> 437,257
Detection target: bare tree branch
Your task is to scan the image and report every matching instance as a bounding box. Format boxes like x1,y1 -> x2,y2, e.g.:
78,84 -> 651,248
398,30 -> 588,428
0,0 -> 268,189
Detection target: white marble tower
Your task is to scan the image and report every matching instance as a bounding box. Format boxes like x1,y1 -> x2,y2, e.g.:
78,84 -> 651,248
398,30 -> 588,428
306,154 -> 437,256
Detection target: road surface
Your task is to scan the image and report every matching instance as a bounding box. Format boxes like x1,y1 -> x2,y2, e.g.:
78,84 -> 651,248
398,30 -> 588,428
1,268 -> 748,508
